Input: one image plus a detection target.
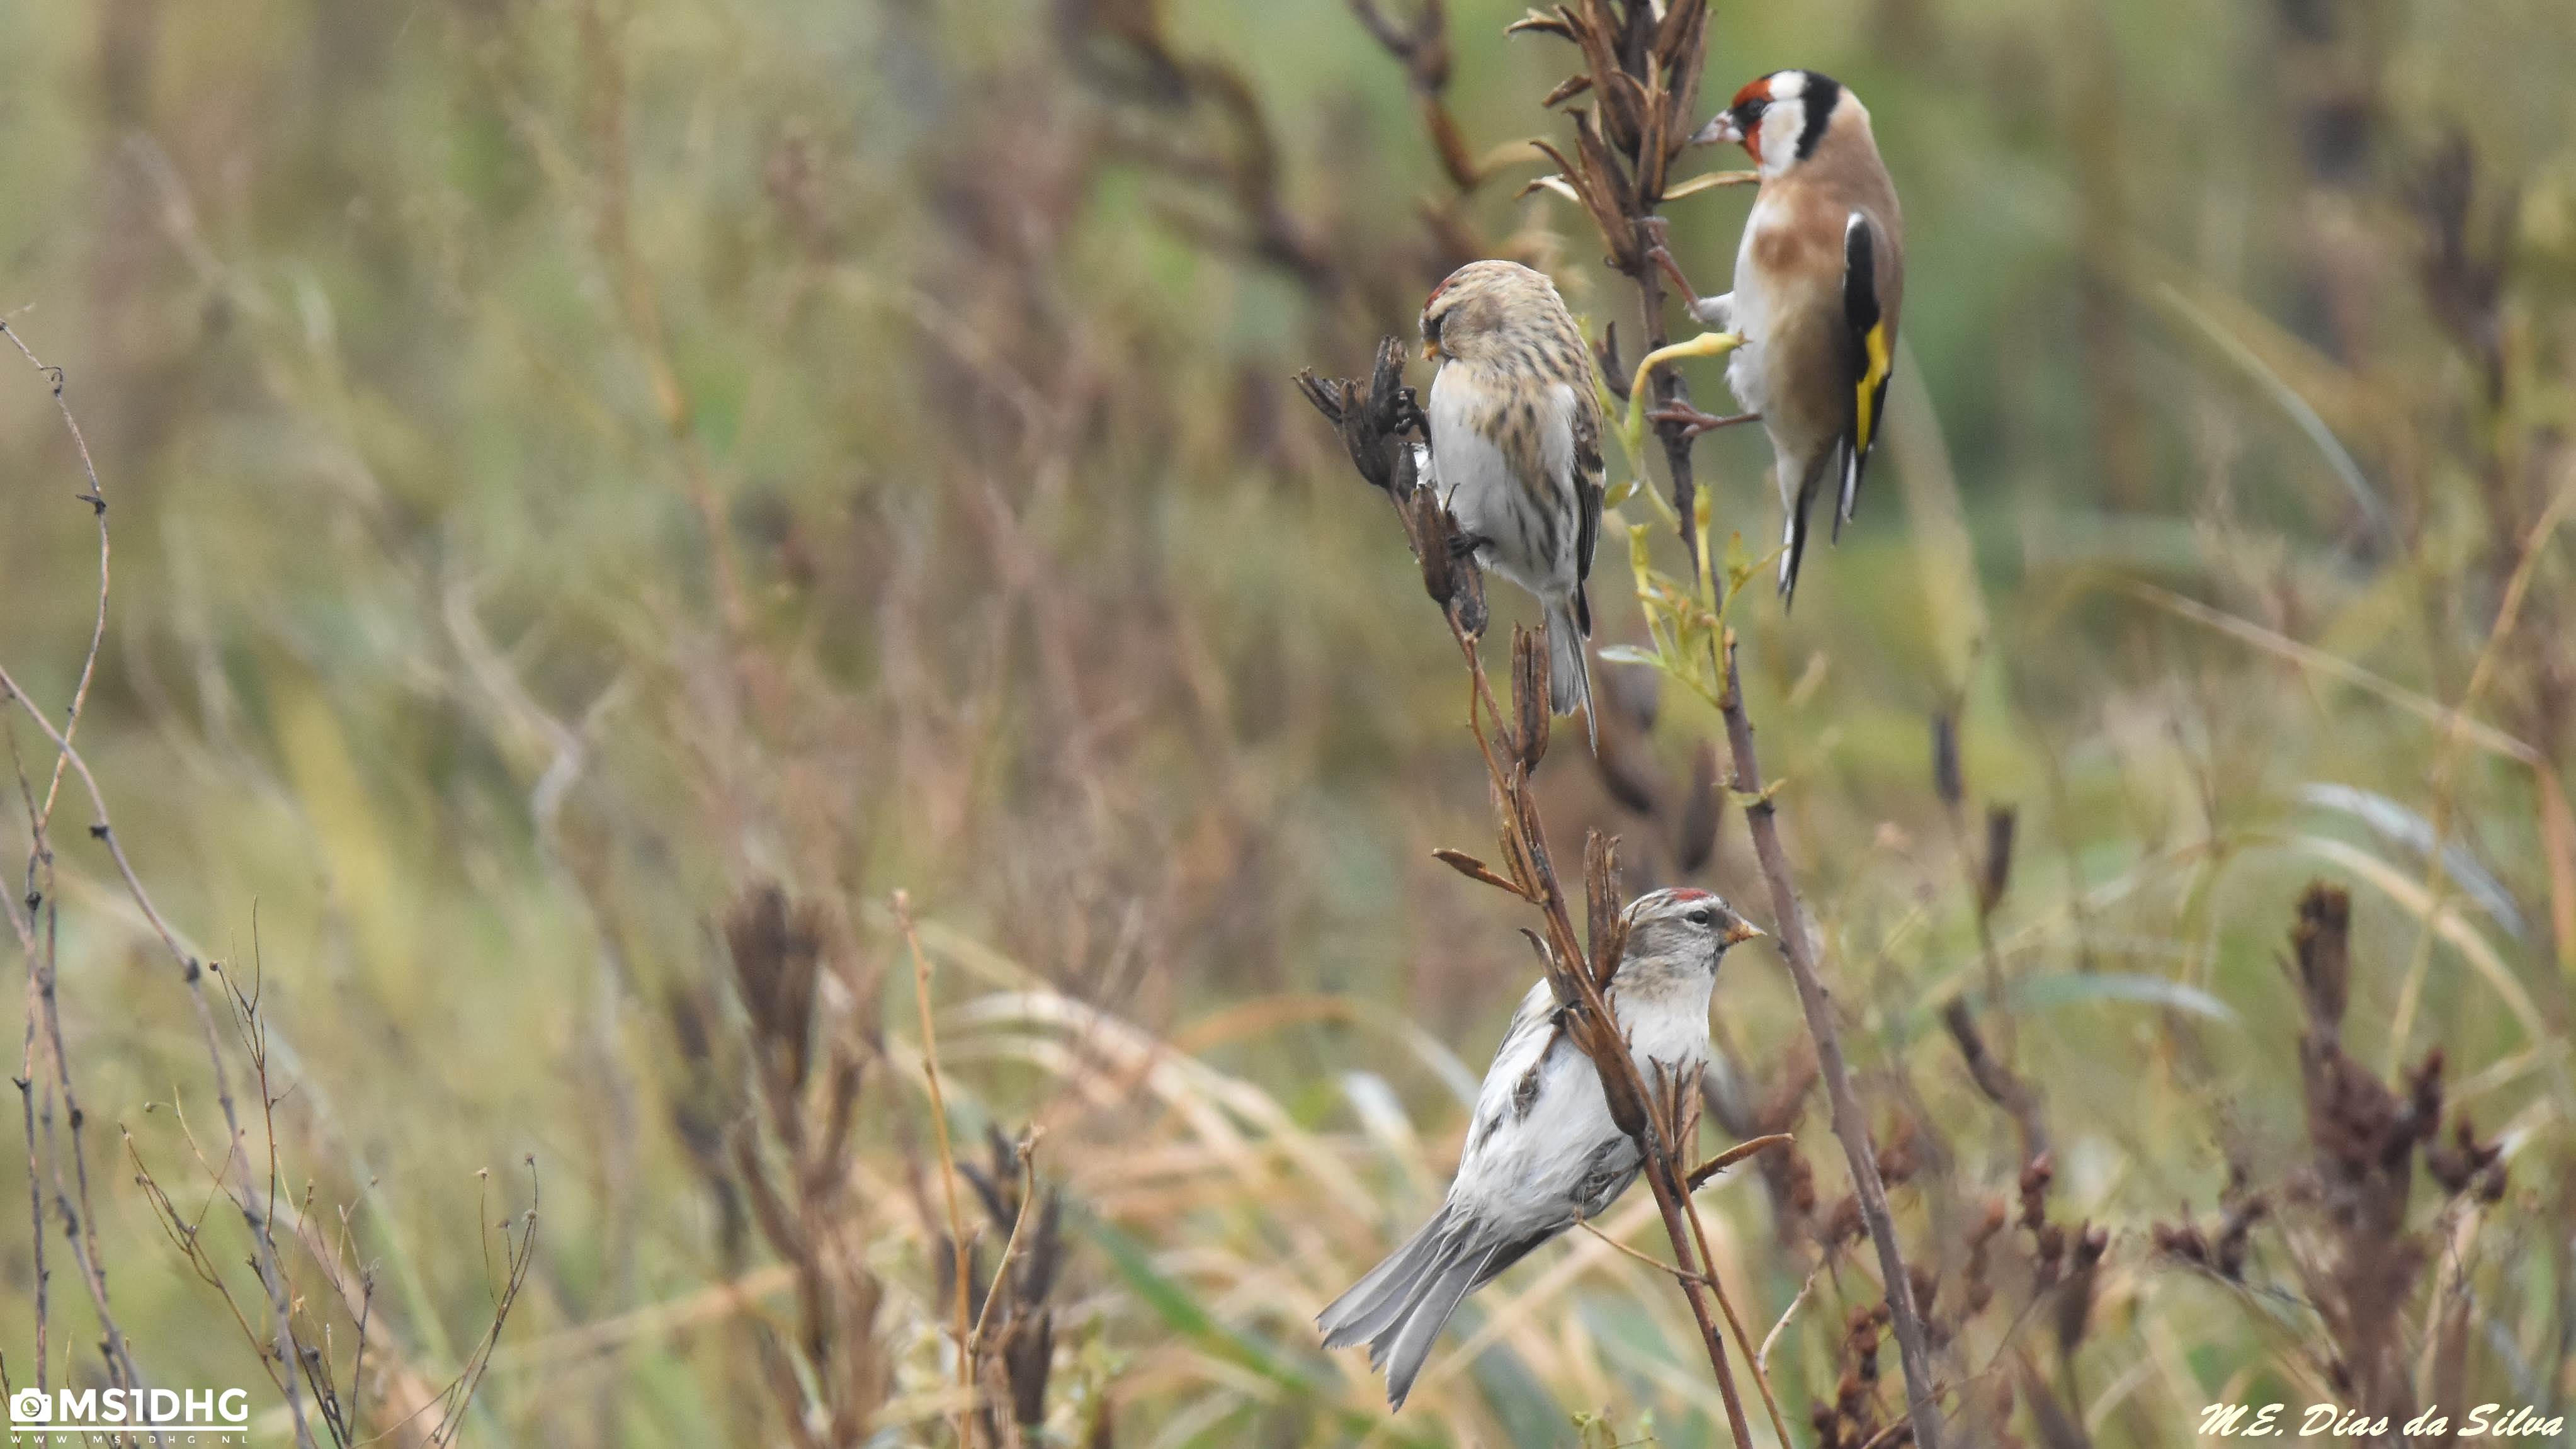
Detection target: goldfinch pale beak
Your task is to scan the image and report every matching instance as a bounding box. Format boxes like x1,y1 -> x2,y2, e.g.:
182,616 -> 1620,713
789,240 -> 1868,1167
1695,115 -> 1744,147
1722,916 -> 1764,946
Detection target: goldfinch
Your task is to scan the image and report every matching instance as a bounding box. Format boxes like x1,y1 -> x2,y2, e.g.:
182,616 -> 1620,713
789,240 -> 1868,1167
1419,260 -> 1606,746
1684,70 -> 1904,604
1317,888 -> 1763,1409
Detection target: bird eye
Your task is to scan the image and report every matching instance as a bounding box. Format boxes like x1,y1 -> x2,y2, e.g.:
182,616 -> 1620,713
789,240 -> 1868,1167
1688,907 -> 1715,926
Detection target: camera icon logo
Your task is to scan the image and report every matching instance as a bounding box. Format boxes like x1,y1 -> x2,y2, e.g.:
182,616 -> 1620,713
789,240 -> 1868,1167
10,1389 -> 50,1423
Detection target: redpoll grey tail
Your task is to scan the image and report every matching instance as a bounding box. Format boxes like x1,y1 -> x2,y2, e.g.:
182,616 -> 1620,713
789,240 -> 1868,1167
1317,1204 -> 1458,1352
1377,1241 -> 1497,1409
1546,599 -> 1596,752
1317,1207 -> 1495,1410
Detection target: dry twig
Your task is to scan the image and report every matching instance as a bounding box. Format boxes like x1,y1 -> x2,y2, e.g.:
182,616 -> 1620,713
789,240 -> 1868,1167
1298,344 -> 1759,1449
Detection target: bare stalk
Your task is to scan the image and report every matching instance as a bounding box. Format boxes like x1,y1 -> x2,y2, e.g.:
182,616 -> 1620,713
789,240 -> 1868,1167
1456,624 -> 1759,1449
1489,0 -> 1961,1429
1679,1161 -> 1794,1448
1717,630 -> 1945,1448
1300,339 -> 1763,1445
0,321 -> 142,1398
0,652 -> 314,1447
0,319 -> 111,833
895,892 -> 977,1448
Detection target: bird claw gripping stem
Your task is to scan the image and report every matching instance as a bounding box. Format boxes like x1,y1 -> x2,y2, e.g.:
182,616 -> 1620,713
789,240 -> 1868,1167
1647,404 -> 1761,437
1611,329 -> 1745,464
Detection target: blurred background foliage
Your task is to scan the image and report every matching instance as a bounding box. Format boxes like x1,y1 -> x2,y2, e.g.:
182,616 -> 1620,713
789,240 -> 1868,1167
0,0 -> 2572,1444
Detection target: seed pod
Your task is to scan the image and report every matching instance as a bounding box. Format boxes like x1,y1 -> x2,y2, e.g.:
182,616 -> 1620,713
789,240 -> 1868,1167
1930,712 -> 1963,807
1979,806 -> 2017,917
1511,626 -> 1552,773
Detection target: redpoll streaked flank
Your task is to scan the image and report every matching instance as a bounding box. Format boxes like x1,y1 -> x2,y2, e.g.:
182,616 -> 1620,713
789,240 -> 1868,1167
1420,260 -> 1607,746
1319,887 -> 1762,1410
1688,70 -> 1904,605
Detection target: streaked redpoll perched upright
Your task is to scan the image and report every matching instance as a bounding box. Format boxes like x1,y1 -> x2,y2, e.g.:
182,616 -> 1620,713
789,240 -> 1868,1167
1419,260 -> 1607,747
1319,887 -> 1762,1410
1678,70 -> 1904,605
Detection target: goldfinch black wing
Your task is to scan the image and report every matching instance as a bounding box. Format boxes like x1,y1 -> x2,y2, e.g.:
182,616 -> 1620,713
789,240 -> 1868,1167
1569,382 -> 1604,636
1836,212 -> 1896,537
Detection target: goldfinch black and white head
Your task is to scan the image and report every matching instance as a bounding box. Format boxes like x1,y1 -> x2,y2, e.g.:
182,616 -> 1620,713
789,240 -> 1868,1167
1706,69 -> 1855,179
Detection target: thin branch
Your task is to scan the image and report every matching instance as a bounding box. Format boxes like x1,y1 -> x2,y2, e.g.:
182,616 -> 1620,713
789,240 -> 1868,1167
0,320 -> 111,836
0,322 -> 141,1399
896,890 -> 977,1448
1757,1264 -> 1822,1373
1717,628 -> 1946,1448
1687,1132 -> 1793,1190
1943,997 -> 2048,1160
1300,343 -> 1759,1449
1679,1145 -> 1796,1449
0,634 -> 311,1448
965,1132 -> 1044,1363
1572,1213 -> 1710,1286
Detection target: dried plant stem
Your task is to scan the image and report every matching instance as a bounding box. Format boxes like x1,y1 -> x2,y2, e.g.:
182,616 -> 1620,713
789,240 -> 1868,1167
1679,1174 -> 1794,1448
0,322 -> 144,1402
1298,344 -> 1759,1444
0,320 -> 110,832
1441,620 -> 1759,1449
1623,217 -> 1710,575
2388,475 -> 2576,1063
896,891 -> 977,1448
1571,1214 -> 1708,1285
1717,628 -> 1945,1449
1686,1131 -> 1792,1189
1577,74 -> 1946,1426
12,969 -> 44,1391
0,669 -> 312,1444
3,323 -> 534,1446
965,1134 -> 1042,1363
1594,122 -> 1946,1435
1757,1265 -> 1822,1373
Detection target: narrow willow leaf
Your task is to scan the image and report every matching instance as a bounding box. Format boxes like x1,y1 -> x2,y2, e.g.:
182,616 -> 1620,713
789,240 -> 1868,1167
1660,169 -> 1759,200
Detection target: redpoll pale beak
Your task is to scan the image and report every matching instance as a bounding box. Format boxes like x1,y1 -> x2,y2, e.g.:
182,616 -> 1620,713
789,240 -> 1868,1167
1422,338 -> 1441,361
1722,914 -> 1764,946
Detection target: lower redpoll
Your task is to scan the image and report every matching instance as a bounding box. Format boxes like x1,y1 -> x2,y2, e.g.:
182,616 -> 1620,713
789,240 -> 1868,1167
1319,887 -> 1762,1409
1419,259 -> 1608,748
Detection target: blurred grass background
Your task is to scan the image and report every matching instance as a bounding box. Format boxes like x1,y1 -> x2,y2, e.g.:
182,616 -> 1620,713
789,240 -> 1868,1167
1,0 -> 2572,1444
